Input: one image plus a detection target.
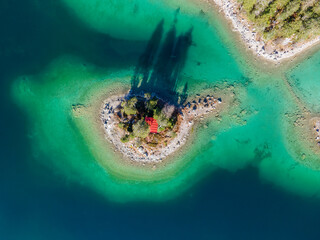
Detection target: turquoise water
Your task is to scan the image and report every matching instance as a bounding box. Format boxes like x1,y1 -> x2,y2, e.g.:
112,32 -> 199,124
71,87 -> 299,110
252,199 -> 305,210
10,0 -> 320,201
12,0 -> 249,201
3,0 -> 320,238
288,51 -> 320,113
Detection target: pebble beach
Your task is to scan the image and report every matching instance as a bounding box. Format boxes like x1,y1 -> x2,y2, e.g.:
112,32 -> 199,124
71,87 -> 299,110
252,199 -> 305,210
203,0 -> 320,62
101,93 -> 222,163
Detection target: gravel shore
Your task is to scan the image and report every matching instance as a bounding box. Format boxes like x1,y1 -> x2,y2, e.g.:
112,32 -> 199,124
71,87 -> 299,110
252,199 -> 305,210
203,0 -> 320,62
100,93 -> 222,163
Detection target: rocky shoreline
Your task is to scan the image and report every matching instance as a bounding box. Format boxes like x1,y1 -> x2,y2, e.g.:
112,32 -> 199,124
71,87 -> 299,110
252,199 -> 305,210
311,117 -> 320,147
101,93 -> 222,163
203,0 -> 320,62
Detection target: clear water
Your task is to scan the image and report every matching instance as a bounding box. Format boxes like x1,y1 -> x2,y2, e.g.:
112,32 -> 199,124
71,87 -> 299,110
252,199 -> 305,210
288,51 -> 320,113
3,0 -> 320,239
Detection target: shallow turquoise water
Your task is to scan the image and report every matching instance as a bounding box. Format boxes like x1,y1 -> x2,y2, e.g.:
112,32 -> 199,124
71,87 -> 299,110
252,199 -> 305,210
11,0 -> 320,201
63,0 -> 245,83
288,51 -> 320,113
3,0 -> 320,238
11,0 -> 250,201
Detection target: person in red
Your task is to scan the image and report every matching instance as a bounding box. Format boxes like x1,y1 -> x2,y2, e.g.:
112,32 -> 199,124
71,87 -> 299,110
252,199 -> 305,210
145,117 -> 158,133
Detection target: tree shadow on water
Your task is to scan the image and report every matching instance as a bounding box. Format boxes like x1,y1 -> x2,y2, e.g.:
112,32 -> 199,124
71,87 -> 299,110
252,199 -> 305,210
130,18 -> 193,106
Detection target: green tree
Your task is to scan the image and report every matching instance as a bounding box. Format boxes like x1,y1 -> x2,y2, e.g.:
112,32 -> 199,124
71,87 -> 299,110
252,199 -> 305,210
154,107 -> 170,129
146,98 -> 158,111
121,134 -> 134,143
144,93 -> 151,100
132,120 -> 150,138
121,97 -> 138,115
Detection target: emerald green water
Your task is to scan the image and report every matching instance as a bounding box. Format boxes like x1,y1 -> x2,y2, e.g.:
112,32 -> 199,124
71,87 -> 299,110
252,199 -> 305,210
288,51 -> 320,113
11,0 -> 320,204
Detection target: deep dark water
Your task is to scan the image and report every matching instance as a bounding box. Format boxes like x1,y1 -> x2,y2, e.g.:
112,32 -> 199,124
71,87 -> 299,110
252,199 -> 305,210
1,0 -> 320,239
2,163 -> 320,240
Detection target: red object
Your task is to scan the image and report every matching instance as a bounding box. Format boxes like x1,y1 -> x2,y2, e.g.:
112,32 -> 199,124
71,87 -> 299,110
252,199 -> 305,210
145,117 -> 158,133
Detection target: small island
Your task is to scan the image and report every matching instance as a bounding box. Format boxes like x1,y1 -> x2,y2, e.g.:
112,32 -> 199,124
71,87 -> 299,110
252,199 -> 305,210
99,19 -> 225,163
101,92 -> 221,162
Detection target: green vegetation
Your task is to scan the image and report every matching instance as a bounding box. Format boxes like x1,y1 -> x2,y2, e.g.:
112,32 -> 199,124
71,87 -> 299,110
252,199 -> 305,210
237,0 -> 320,41
121,97 -> 138,115
146,98 -> 158,111
120,134 -> 134,143
116,94 -> 179,147
133,120 -> 150,138
154,108 -> 174,130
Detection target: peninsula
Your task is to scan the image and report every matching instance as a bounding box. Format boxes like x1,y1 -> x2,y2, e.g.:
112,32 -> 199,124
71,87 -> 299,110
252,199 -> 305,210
202,0 -> 320,61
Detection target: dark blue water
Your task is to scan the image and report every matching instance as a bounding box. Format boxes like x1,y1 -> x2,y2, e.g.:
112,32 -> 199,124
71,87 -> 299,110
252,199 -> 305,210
1,1 -> 320,239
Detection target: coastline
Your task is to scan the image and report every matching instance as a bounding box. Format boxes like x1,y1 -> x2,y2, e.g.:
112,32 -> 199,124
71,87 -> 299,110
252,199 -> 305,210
71,79 -> 241,180
280,73 -> 320,170
283,110 -> 320,170
200,0 -> 320,62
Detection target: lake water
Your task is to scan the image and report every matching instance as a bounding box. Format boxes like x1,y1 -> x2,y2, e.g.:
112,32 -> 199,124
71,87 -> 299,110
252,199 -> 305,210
2,0 -> 320,239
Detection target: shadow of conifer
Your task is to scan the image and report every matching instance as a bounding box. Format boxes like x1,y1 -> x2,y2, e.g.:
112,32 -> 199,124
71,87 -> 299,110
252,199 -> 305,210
130,14 -> 193,107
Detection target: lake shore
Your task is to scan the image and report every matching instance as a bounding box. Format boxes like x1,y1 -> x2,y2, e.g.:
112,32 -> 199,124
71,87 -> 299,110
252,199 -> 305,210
199,0 -> 320,62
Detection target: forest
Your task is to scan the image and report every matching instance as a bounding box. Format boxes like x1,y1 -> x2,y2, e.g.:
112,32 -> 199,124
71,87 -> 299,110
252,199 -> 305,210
237,0 -> 320,41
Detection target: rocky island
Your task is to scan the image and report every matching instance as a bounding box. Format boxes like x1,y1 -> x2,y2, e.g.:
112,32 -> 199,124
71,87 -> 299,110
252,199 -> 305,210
101,92 -> 222,162
62,16 -> 239,174
98,19 -> 225,163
